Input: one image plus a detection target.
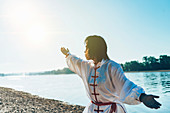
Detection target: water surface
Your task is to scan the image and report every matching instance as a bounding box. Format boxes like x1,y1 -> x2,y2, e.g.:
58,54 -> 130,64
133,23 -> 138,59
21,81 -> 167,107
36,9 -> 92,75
0,72 -> 169,113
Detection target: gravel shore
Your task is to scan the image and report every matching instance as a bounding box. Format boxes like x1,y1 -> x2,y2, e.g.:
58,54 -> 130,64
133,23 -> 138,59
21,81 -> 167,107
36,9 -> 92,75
0,87 -> 85,113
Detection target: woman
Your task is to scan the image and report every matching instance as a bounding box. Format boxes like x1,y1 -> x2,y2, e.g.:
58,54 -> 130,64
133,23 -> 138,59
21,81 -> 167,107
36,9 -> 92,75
61,35 -> 161,113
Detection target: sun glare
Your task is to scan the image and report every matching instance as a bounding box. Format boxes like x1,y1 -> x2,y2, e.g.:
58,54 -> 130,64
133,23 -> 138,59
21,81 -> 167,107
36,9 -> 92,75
11,6 -> 35,25
5,1 -> 38,26
3,1 -> 50,47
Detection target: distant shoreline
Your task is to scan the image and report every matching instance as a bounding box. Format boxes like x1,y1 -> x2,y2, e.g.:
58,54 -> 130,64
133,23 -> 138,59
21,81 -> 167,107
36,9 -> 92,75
1,69 -> 170,76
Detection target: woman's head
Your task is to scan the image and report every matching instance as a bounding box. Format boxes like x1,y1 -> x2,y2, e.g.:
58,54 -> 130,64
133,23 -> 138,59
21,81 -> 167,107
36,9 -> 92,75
84,35 -> 109,63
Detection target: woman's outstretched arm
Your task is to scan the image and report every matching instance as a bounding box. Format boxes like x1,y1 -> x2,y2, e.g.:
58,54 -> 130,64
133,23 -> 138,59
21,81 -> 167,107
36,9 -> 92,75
60,47 -> 90,78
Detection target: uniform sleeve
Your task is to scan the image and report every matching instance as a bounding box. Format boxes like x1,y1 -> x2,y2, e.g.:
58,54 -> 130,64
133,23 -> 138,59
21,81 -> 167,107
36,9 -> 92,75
66,53 -> 90,78
112,65 -> 145,105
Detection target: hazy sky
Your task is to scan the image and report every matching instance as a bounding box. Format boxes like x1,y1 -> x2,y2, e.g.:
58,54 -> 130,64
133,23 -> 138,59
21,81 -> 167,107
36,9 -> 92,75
0,0 -> 170,73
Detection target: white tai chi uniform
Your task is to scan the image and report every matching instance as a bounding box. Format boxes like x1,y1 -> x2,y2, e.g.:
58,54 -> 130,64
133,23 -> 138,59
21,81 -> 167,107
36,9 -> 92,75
66,53 -> 145,113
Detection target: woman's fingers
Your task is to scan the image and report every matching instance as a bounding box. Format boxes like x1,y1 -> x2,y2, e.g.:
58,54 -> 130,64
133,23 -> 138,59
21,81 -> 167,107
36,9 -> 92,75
61,47 -> 64,51
61,47 -> 66,51
149,102 -> 160,109
61,47 -> 65,54
152,95 -> 162,106
151,97 -> 162,109
153,95 -> 159,98
155,100 -> 162,106
60,47 -> 69,55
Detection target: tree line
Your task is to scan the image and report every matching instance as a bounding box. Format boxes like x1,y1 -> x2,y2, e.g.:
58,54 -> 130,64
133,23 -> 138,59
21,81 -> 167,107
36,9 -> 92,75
26,68 -> 74,75
1,55 -> 169,76
28,54 -> 170,75
121,55 -> 170,71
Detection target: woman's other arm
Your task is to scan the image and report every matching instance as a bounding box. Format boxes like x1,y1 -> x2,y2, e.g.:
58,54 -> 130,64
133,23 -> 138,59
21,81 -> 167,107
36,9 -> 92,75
112,65 -> 161,109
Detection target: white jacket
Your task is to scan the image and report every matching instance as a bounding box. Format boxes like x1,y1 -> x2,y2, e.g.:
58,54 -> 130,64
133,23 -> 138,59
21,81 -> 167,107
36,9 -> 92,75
66,54 -> 145,113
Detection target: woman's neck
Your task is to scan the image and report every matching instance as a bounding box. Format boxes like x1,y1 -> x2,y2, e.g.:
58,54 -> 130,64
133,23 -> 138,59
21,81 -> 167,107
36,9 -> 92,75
93,58 -> 100,65
93,54 -> 110,65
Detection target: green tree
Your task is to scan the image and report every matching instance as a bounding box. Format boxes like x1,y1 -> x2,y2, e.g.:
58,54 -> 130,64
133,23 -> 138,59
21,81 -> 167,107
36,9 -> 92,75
123,61 -> 144,71
142,56 -> 149,70
159,55 -> 170,69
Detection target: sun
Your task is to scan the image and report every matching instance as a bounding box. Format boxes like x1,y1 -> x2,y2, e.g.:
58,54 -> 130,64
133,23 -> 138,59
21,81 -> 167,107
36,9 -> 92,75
26,24 -> 47,45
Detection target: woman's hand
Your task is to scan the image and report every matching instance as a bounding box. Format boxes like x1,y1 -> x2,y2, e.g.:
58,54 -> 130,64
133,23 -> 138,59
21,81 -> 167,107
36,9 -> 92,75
61,47 -> 69,56
140,93 -> 161,109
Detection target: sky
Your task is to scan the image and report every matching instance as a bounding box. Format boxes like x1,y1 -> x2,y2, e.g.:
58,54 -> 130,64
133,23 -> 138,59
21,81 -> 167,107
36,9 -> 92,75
0,0 -> 170,73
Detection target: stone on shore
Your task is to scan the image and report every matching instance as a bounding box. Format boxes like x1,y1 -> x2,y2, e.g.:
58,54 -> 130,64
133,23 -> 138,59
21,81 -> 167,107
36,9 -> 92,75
0,87 -> 85,113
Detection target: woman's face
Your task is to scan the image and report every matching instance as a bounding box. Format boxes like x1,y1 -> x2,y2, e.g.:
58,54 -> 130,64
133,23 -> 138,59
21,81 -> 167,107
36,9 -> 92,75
85,41 -> 91,60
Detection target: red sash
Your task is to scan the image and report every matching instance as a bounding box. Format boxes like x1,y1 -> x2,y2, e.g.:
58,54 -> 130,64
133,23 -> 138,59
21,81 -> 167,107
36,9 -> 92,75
91,101 -> 117,113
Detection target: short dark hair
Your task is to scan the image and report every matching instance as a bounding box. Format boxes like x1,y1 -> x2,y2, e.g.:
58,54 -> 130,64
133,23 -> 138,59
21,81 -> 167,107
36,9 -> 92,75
85,35 -> 109,62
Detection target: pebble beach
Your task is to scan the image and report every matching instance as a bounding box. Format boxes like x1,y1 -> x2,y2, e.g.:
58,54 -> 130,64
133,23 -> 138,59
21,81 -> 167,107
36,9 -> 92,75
0,87 -> 85,113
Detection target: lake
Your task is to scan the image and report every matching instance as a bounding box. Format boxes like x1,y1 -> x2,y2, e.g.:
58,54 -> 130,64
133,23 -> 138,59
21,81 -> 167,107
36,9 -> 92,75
0,72 -> 170,113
